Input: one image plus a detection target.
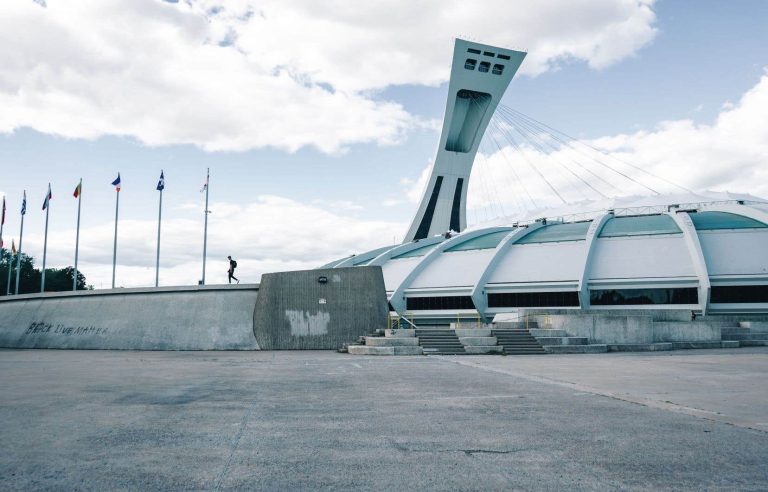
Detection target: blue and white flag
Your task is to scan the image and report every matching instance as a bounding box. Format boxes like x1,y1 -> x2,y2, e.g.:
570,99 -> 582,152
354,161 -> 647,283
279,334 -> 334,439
21,191 -> 26,216
156,170 -> 165,191
42,183 -> 52,210
111,173 -> 121,192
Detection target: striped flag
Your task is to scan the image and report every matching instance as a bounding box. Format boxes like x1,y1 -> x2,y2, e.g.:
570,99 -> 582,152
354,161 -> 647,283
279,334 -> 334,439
21,191 -> 26,216
42,184 -> 52,210
111,173 -> 121,192
1,196 -> 5,225
11,239 -> 16,254
156,170 -> 165,191
73,181 -> 82,198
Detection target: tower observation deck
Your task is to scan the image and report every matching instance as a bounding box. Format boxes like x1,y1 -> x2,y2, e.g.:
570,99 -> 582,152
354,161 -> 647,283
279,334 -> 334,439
404,39 -> 526,242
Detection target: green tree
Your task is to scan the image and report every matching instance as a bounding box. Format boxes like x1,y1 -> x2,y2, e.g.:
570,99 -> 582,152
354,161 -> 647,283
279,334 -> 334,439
0,248 -> 90,295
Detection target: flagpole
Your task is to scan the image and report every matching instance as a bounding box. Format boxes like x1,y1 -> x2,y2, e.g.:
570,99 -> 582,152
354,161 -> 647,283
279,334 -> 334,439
73,179 -> 82,291
112,185 -> 119,289
0,197 -> 4,294
15,193 -> 26,295
5,248 -> 11,295
41,184 -> 51,293
155,182 -> 163,288
201,168 -> 209,285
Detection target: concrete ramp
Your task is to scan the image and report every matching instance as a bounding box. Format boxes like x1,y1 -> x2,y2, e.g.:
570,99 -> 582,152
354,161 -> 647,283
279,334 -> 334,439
0,285 -> 260,350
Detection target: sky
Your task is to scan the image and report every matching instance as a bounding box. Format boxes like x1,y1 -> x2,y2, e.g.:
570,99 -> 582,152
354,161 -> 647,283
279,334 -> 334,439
0,0 -> 767,288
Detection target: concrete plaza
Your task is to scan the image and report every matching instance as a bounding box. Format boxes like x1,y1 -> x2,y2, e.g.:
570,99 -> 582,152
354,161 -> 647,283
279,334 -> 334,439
1,348 -> 767,490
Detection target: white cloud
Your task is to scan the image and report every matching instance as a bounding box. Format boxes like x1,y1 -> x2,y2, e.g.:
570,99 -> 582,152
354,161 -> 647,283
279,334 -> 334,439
0,0 -> 657,153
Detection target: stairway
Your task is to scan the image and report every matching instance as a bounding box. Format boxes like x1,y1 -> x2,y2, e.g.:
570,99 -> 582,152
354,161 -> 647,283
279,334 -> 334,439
721,323 -> 768,346
415,329 -> 466,355
491,328 -> 547,355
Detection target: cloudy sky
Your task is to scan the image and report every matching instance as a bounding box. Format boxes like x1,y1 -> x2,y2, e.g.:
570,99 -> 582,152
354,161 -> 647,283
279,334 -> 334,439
0,0 -> 767,288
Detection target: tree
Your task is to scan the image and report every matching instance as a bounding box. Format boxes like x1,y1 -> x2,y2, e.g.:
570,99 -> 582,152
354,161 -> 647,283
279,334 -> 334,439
0,248 -> 90,295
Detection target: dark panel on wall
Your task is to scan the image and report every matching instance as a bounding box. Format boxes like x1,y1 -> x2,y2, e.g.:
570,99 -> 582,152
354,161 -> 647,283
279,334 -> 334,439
488,291 -> 580,308
450,178 -> 464,232
711,285 -> 768,303
414,176 -> 444,240
590,288 -> 698,306
406,296 -> 475,310
253,266 -> 388,349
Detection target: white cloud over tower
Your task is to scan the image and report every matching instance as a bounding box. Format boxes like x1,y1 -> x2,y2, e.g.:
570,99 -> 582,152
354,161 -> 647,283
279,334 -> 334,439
0,0 -> 658,152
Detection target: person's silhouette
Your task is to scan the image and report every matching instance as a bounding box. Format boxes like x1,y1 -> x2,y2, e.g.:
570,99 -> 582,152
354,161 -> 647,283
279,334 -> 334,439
227,256 -> 239,284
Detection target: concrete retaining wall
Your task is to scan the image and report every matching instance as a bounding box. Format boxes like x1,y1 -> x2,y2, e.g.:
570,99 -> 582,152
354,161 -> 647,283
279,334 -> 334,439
530,313 -> 722,344
0,285 -> 260,350
253,266 -> 388,350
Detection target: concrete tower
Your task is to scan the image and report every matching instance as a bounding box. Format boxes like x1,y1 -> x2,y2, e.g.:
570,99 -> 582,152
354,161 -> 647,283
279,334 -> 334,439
403,39 -> 526,242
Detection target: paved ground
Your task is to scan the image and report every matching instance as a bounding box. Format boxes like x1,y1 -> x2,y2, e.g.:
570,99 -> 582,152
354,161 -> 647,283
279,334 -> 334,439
1,348 -> 767,490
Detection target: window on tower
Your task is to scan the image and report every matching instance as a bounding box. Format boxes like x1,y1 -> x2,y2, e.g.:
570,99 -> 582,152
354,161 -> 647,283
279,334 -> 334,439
492,64 -> 504,75
478,61 -> 490,73
464,58 -> 477,70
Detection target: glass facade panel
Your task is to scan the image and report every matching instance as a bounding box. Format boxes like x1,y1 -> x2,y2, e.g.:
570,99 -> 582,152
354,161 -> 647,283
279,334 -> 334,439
711,285 -> 768,303
406,296 -> 476,310
517,221 -> 592,244
590,288 -> 698,305
392,243 -> 438,259
488,291 -> 580,308
445,230 -> 511,252
599,214 -> 681,238
689,211 -> 767,230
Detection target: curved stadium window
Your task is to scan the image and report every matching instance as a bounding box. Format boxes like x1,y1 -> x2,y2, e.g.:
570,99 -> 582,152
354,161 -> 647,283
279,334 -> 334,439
590,288 -> 698,305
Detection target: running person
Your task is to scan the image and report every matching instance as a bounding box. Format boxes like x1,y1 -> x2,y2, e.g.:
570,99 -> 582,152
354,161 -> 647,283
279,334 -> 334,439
227,256 -> 239,284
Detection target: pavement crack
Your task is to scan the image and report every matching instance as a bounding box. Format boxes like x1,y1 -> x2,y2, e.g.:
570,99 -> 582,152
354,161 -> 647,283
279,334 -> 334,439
212,404 -> 255,491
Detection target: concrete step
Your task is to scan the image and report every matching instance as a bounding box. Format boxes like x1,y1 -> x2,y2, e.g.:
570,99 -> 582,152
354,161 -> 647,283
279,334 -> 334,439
464,346 -> 504,355
529,329 -> 568,338
607,343 -> 673,352
493,321 -> 539,329
721,341 -> 741,348
670,341 -> 724,350
736,340 -> 768,347
384,329 -> 416,338
739,321 -> 768,330
348,345 -> 424,355
721,328 -> 753,335
544,344 -> 608,354
722,334 -> 768,341
535,337 -> 588,346
458,337 -> 498,346
365,337 -> 420,347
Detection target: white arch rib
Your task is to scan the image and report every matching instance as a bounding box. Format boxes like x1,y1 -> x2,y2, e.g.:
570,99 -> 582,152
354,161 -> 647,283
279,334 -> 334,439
368,236 -> 445,267
389,227 -> 511,315
667,211 -> 710,315
469,222 -> 545,320
333,245 -> 398,268
577,213 -> 613,310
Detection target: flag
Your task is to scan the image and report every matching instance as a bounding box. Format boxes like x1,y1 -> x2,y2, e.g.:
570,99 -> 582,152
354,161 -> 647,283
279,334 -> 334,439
42,184 -> 52,210
21,191 -> 26,216
73,181 -> 81,198
1,196 -> 5,225
111,173 -> 121,192
200,171 -> 208,193
12,239 -> 16,254
156,170 -> 165,191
